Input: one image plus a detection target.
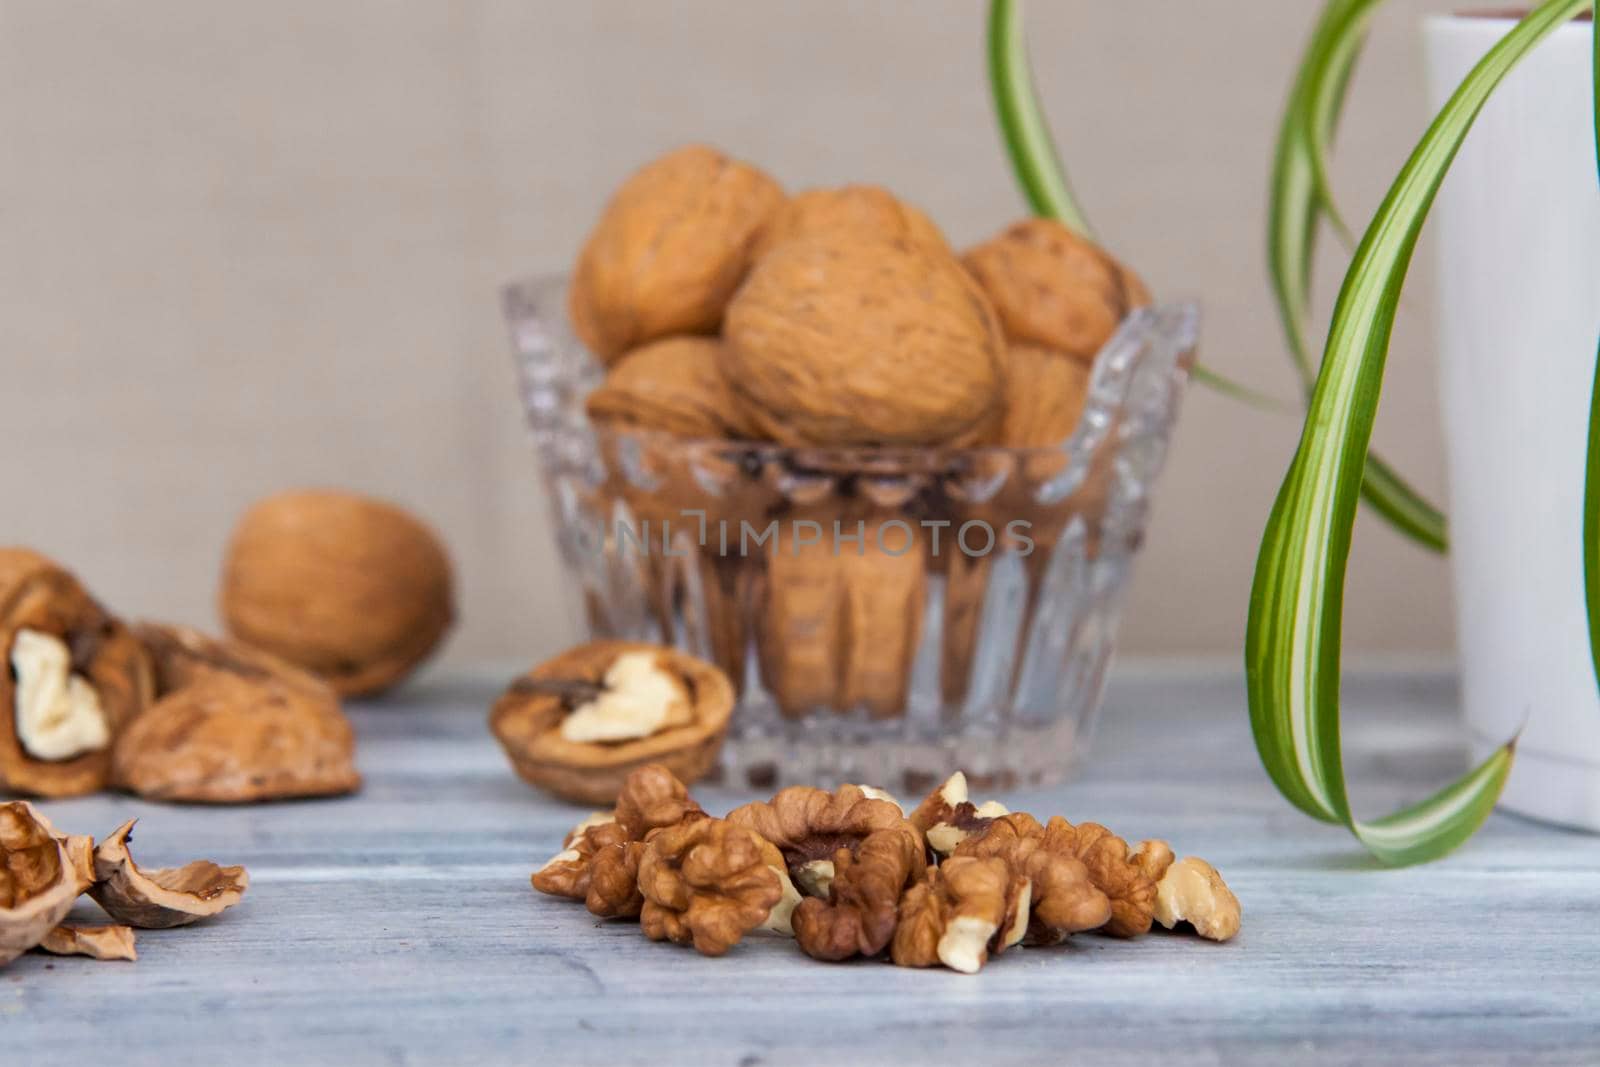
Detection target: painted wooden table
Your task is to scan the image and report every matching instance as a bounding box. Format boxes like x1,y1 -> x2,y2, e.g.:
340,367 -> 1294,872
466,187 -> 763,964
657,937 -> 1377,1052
8,665 -> 1598,1066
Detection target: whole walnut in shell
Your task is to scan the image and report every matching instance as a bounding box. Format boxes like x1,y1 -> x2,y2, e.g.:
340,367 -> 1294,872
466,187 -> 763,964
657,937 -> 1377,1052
586,336 -> 761,441
569,145 -> 785,363
996,343 -> 1092,448
963,218 -> 1151,364
753,184 -> 948,259
0,548 -> 153,798
220,489 -> 454,697
722,233 -> 1005,447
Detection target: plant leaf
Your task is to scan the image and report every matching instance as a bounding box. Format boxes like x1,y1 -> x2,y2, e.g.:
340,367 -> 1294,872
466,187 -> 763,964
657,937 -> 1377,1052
1248,0 -> 1590,865
1586,22 -> 1600,694
987,0 -> 1092,235
1269,0 -> 1450,554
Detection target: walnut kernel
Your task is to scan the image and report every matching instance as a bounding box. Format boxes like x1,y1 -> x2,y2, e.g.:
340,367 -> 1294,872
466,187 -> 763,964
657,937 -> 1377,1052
1154,856 -> 1241,942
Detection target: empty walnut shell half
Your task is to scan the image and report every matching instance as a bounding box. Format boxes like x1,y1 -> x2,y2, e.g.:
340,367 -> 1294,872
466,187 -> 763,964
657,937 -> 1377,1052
220,489 -> 455,697
490,642 -> 734,806
569,144 -> 785,363
722,232 -> 1005,447
111,624 -> 361,804
963,218 -> 1151,364
88,820 -> 248,929
752,184 -> 949,260
0,802 -> 85,966
0,548 -> 154,797
37,924 -> 138,961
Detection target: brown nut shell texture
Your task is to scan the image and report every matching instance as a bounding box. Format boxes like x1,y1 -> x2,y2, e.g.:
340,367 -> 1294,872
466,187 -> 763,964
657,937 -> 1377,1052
112,623 -> 361,804
759,516 -> 926,719
963,218 -> 1151,365
722,233 -> 1006,447
753,184 -> 949,260
491,642 -> 734,806
997,343 -> 1093,449
890,855 -> 1029,975
0,802 -> 84,966
89,819 -> 248,929
586,335 -> 761,441
37,923 -> 138,962
221,489 -> 455,698
569,145 -> 785,363
637,817 -> 783,957
0,548 -> 154,798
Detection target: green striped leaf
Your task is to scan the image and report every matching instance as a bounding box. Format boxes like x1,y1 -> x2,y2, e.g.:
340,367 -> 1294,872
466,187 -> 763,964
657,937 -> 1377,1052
1585,24 -> 1600,693
1269,0 -> 1450,554
1248,0 -> 1592,865
986,0 -> 1290,412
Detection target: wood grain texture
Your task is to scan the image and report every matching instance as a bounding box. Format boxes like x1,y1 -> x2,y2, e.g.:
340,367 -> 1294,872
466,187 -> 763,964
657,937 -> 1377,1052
7,665 -> 1598,1066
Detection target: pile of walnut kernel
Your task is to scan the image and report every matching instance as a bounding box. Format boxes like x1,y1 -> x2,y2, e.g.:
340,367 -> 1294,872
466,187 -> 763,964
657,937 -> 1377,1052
532,765 -> 1240,973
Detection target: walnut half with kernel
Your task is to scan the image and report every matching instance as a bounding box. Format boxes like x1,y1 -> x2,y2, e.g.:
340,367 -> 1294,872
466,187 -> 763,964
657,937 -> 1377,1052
0,549 -> 153,798
491,643 -> 734,806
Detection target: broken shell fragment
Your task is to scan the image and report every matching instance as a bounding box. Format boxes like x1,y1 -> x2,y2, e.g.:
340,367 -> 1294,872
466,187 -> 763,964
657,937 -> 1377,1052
37,924 -> 137,961
88,820 -> 248,929
112,623 -> 361,804
0,802 -> 85,965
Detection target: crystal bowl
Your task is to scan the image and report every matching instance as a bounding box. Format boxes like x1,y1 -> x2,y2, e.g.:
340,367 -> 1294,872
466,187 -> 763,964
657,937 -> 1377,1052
503,276 -> 1196,793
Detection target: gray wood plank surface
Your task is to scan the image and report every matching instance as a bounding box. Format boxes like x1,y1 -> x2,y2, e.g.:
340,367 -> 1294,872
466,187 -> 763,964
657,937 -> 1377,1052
7,665 -> 1598,1066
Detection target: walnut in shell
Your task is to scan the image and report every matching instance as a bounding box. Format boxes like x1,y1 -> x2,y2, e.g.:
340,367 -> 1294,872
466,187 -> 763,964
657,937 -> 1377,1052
569,145 -> 785,363
963,218 -> 1151,364
111,623 -> 361,804
586,335 -> 762,441
88,819 -> 248,928
752,184 -> 948,259
0,802 -> 85,966
0,548 -> 153,797
996,343 -> 1093,448
220,489 -> 455,697
636,817 -> 783,957
722,233 -> 1006,447
490,643 -> 734,805
758,515 -> 926,719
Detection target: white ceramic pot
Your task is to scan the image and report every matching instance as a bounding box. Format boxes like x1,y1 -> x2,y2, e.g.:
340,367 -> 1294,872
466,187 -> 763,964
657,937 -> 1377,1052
1425,14 -> 1600,830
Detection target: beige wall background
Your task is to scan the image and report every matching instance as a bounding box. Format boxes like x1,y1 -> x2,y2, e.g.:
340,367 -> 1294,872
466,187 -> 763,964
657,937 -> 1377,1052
0,1 -> 1466,667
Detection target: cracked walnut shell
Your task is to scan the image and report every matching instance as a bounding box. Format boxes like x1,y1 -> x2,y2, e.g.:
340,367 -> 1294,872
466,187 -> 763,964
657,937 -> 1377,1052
36,923 -> 138,961
112,624 -> 361,803
0,548 -> 153,798
752,184 -> 949,260
88,819 -> 248,928
0,802 -> 84,966
721,232 -> 1005,447
221,489 -> 455,697
569,145 -> 785,363
637,817 -> 783,956
491,642 -> 733,805
963,218 -> 1151,365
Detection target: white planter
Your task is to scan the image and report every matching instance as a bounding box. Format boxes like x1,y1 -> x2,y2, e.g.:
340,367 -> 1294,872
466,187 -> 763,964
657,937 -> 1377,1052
1425,15 -> 1600,830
